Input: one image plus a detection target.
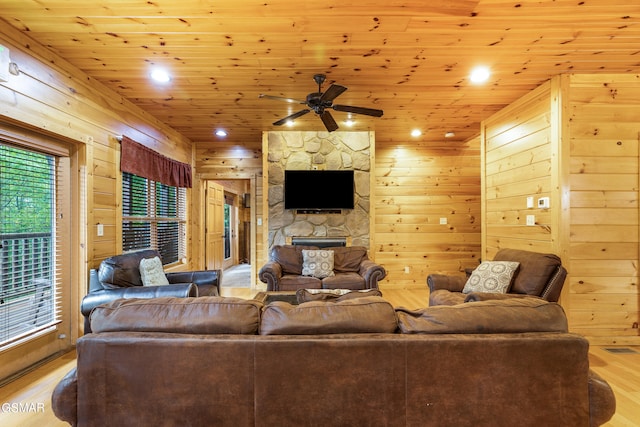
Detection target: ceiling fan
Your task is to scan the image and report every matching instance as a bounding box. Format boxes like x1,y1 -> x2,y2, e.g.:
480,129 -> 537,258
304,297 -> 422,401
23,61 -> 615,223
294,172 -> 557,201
259,74 -> 383,132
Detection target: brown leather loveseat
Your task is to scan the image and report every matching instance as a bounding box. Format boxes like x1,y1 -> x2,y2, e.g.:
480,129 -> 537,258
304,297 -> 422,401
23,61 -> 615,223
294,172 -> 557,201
53,295 -> 615,426
259,244 -> 386,291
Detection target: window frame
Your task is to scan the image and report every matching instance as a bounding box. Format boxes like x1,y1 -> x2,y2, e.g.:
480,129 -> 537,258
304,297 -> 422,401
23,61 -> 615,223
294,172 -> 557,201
121,171 -> 187,265
0,144 -> 61,349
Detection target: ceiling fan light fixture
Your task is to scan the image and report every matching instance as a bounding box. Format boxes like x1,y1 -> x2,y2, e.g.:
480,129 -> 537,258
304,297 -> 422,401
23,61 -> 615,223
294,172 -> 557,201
285,120 -> 295,127
260,74 -> 383,132
344,118 -> 355,127
215,129 -> 227,137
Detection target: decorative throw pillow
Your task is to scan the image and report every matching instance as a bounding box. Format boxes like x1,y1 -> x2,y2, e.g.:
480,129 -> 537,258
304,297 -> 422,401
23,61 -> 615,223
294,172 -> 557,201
139,256 -> 170,286
301,249 -> 335,279
462,261 -> 519,294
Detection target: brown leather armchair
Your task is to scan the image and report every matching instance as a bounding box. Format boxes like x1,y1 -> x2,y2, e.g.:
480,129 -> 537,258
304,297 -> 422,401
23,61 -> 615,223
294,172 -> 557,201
427,248 -> 567,306
81,250 -> 221,333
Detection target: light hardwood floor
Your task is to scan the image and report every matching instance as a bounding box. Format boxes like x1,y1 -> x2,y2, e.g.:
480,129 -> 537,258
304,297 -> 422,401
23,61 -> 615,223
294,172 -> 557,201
0,287 -> 638,426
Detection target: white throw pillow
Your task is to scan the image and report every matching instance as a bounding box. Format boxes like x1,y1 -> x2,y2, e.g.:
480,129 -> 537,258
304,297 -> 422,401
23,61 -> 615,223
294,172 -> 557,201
301,249 -> 335,279
462,261 -> 519,294
139,256 -> 170,286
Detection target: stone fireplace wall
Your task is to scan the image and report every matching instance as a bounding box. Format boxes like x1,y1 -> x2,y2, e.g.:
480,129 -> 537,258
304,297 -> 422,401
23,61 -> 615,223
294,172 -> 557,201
265,131 -> 373,249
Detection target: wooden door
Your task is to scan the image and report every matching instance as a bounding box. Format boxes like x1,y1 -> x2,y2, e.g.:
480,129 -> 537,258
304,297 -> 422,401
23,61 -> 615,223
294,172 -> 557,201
205,181 -> 224,270
222,201 -> 240,269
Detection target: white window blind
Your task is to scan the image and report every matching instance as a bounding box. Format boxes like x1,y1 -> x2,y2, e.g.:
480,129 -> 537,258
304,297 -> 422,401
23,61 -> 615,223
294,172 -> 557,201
0,144 -> 61,348
122,172 -> 186,264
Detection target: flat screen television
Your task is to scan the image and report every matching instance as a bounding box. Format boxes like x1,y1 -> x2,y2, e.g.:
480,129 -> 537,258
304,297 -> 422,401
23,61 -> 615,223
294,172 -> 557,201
284,170 -> 354,210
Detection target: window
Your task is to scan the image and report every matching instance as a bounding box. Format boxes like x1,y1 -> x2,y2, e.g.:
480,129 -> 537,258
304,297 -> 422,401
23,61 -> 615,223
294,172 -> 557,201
122,172 -> 186,264
0,144 -> 60,347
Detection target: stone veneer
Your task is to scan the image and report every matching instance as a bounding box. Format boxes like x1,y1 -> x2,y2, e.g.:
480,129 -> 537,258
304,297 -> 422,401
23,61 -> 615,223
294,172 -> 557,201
266,131 -> 372,248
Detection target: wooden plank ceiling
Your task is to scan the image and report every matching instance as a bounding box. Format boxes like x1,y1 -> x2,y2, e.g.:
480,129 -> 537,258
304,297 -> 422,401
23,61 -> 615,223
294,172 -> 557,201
0,0 -> 639,146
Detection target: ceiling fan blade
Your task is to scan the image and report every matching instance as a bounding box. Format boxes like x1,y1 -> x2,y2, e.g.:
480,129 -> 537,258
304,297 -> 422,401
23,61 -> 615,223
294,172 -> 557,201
259,94 -> 306,104
320,111 -> 339,132
320,84 -> 347,103
273,109 -> 311,126
332,104 -> 384,117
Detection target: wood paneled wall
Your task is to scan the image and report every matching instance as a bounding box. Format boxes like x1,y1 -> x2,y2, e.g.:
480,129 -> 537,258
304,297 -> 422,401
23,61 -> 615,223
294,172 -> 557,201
481,80 -> 558,256
374,138 -> 482,289
481,74 -> 640,345
567,74 -> 640,345
0,24 -> 194,337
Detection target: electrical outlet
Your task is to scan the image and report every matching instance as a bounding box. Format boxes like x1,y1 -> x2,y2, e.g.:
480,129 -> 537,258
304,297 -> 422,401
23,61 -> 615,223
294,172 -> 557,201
526,215 -> 535,226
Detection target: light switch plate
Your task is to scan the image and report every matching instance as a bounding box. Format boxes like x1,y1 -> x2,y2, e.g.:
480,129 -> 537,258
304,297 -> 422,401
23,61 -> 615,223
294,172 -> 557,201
526,215 -> 535,226
439,217 -> 447,225
526,196 -> 534,208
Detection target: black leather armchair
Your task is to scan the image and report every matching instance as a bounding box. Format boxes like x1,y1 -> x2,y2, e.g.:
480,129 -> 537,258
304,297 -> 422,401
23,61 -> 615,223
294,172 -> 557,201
81,250 -> 221,333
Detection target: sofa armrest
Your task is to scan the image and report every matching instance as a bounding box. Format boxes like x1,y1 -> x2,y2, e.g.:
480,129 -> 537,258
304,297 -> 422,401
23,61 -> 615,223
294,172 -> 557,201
358,260 -> 386,289
259,261 -> 283,291
51,367 -> 78,426
167,270 -> 221,296
427,274 -> 466,292
80,284 -> 198,333
589,369 -> 616,427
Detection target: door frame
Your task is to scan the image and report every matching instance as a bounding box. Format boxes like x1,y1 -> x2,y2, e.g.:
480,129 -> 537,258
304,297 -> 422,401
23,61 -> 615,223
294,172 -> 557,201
222,193 -> 239,269
198,177 -> 256,286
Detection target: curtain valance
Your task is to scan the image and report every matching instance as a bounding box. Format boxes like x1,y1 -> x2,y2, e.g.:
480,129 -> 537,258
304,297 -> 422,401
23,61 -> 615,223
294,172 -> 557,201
120,136 -> 192,188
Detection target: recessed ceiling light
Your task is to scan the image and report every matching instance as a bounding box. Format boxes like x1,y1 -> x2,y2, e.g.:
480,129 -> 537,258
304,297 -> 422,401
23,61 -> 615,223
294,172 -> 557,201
215,129 -> 227,137
411,129 -> 422,137
469,66 -> 490,84
445,131 -> 456,138
150,68 -> 171,83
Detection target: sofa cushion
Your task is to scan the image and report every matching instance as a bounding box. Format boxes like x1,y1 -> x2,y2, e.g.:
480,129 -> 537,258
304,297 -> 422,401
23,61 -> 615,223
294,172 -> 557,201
396,298 -> 568,334
462,261 -> 519,294
90,296 -> 263,334
329,246 -> 368,273
296,288 -> 382,303
301,249 -> 335,278
321,272 -> 366,290
279,274 -> 322,290
260,296 -> 398,335
493,248 -> 561,296
271,245 -> 316,275
139,256 -> 170,287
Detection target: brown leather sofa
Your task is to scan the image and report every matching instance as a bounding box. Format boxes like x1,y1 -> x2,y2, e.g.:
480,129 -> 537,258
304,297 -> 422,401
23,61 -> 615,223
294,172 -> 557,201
258,244 -> 386,291
427,248 -> 567,306
80,249 -> 221,333
53,296 -> 615,427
